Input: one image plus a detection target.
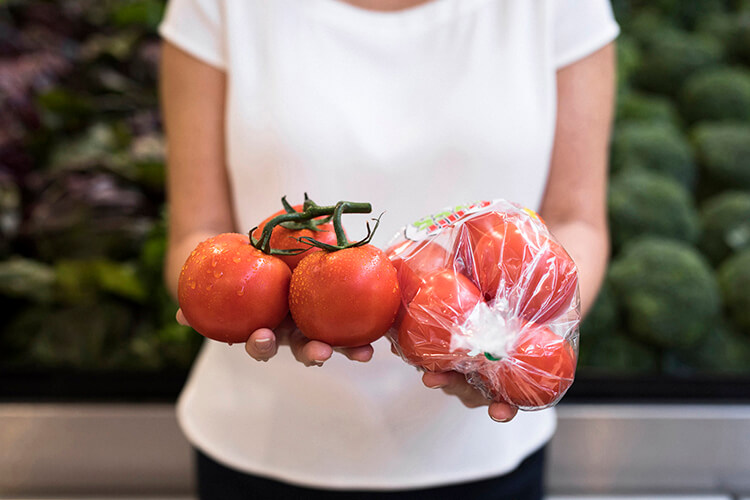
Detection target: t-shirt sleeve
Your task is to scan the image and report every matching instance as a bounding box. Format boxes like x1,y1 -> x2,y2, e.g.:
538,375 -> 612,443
158,0 -> 226,70
553,0 -> 620,69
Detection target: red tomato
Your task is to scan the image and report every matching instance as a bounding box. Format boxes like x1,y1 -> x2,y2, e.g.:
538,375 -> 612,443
252,204 -> 338,270
461,211 -> 508,250
289,245 -> 400,347
471,220 -> 578,323
481,324 -> 576,407
397,269 -> 481,372
387,240 -> 452,304
178,233 -> 291,344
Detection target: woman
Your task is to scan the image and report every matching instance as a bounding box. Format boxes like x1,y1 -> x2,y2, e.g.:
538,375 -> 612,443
160,0 -> 617,498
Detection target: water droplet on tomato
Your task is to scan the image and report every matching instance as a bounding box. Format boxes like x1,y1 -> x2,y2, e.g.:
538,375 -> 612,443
212,260 -> 218,267
206,283 -> 213,291
237,287 -> 245,296
214,270 -> 223,278
233,256 -> 241,263
189,281 -> 196,289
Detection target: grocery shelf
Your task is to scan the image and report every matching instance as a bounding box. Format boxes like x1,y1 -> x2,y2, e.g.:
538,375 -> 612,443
2,403 -> 749,497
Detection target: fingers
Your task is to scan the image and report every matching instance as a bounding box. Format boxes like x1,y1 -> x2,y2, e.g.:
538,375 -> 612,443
422,371 -> 519,422
245,328 -> 278,361
422,371 -> 486,408
242,313 -> 374,366
288,329 -> 333,366
176,309 -> 189,326
488,402 -> 518,423
335,344 -> 374,363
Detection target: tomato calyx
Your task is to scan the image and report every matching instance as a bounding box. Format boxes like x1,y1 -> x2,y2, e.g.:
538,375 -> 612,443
276,194 -> 334,232
296,201 -> 385,252
250,195 -> 372,255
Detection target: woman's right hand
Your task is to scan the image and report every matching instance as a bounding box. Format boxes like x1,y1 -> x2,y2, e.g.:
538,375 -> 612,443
176,309 -> 374,366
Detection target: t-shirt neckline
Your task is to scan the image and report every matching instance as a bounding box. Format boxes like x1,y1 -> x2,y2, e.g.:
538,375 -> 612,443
307,0 -> 494,34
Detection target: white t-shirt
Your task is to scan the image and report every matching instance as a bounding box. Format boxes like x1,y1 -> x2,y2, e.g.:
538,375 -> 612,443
160,0 -> 618,490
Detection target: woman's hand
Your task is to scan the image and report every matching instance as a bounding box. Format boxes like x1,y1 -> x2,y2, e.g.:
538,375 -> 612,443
176,309 -> 374,366
387,343 -> 518,422
421,371 -> 519,423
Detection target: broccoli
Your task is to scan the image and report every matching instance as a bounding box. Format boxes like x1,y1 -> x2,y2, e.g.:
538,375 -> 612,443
608,170 -> 699,250
624,9 -> 677,48
610,122 -> 697,190
580,280 -> 619,341
616,91 -> 681,126
616,36 -> 642,89
718,249 -> 750,334
665,321 -> 750,375
649,0 -> 730,30
609,238 -> 720,349
697,10 -> 750,65
692,123 -> 750,189
680,67 -> 750,123
698,191 -> 750,265
578,332 -> 659,374
634,30 -> 723,95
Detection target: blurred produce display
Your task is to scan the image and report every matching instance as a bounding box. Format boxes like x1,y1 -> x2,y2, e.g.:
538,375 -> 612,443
582,0 -> 750,376
1,0 -> 749,380
0,0 -> 201,372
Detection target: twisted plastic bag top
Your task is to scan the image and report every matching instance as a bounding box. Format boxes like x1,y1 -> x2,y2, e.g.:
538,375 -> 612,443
386,200 -> 580,410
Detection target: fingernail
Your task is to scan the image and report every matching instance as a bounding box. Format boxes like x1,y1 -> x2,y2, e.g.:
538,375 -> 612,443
426,383 -> 446,389
255,338 -> 273,352
312,359 -> 326,367
490,415 -> 511,423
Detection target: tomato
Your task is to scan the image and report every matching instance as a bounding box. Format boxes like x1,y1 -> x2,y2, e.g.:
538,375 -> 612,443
387,240 -> 453,304
397,269 -> 482,372
471,219 -> 578,323
252,204 -> 338,270
178,233 -> 291,344
481,324 -> 576,407
289,245 -> 400,347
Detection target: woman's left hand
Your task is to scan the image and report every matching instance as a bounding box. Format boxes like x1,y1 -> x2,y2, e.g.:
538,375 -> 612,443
421,371 -> 519,423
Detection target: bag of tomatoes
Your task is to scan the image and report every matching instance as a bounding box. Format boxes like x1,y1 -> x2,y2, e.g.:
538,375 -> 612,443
386,200 -> 580,411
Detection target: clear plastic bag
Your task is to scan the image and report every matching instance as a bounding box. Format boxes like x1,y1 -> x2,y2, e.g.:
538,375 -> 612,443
386,200 -> 580,410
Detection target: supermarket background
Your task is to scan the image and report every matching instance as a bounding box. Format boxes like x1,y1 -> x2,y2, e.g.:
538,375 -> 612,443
1,0 -> 749,498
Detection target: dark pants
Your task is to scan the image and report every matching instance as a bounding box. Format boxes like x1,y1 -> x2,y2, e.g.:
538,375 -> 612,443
195,446 -> 546,500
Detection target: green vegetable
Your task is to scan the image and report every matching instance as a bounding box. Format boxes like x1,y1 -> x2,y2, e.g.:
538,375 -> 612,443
4,302 -> 135,369
634,30 -> 723,95
718,249 -> 750,334
616,91 -> 681,126
578,331 -> 659,374
697,10 -> 750,65
649,0 -> 730,29
608,170 -> 699,250
692,122 -> 750,189
55,259 -> 148,304
665,321 -> 750,375
580,280 -> 619,340
610,122 -> 696,190
616,36 -> 642,89
680,67 -> 750,123
609,238 -> 720,349
698,191 -> 750,265
0,258 -> 56,303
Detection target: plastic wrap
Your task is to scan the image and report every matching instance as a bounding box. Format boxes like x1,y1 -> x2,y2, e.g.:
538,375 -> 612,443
386,200 -> 580,410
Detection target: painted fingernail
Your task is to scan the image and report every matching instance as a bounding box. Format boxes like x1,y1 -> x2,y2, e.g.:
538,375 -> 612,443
255,338 -> 273,352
